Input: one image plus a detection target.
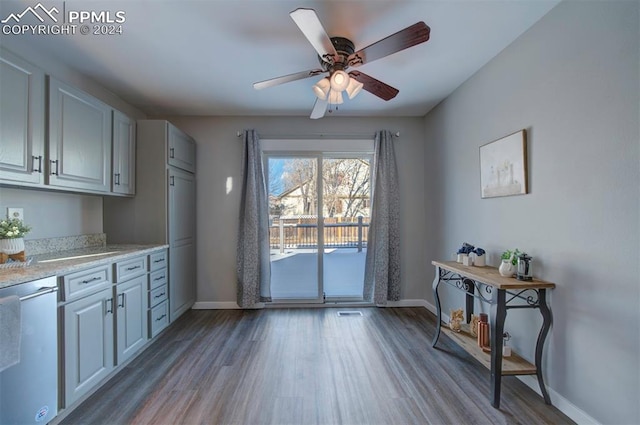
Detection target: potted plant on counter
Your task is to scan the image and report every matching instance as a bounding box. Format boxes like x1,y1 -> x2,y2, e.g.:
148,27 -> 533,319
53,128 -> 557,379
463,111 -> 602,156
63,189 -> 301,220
0,218 -> 31,262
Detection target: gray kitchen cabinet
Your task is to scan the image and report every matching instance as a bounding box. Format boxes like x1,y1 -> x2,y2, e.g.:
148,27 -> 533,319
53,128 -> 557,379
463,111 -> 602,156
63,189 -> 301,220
104,120 -> 196,324
168,167 -> 196,321
114,255 -> 148,364
0,48 -> 46,186
149,249 -> 169,337
168,124 -> 196,173
62,286 -> 114,407
111,110 -> 136,195
115,274 -> 148,364
48,77 -> 112,193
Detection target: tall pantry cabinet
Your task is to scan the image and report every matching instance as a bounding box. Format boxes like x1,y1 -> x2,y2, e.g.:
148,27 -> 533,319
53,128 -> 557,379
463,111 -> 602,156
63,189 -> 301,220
104,120 -> 196,323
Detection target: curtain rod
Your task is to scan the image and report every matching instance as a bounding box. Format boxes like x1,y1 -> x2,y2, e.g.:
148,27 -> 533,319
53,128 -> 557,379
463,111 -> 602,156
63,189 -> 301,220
236,131 -> 400,139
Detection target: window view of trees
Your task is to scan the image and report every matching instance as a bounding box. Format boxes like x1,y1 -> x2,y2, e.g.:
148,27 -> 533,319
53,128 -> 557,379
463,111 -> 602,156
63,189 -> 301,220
269,157 -> 371,219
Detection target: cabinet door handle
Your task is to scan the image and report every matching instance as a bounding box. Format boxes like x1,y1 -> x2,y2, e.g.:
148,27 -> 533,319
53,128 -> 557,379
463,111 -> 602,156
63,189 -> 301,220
105,298 -> 113,314
169,175 -> 175,186
169,147 -> 175,158
50,159 -> 59,175
154,292 -> 166,299
156,314 -> 166,322
114,173 -> 121,185
118,293 -> 125,308
32,155 -> 42,173
153,275 -> 165,281
81,276 -> 101,284
153,258 -> 165,263
125,265 -> 140,271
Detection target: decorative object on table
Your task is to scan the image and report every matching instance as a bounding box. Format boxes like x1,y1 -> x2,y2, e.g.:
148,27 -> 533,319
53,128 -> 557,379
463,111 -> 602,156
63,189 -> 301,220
499,248 -> 520,277
456,242 -> 475,263
502,332 -> 512,357
516,252 -> 533,281
449,308 -> 464,332
462,255 -> 473,266
469,314 -> 479,337
472,247 -> 486,267
0,218 -> 31,263
477,313 -> 490,349
480,129 -> 528,198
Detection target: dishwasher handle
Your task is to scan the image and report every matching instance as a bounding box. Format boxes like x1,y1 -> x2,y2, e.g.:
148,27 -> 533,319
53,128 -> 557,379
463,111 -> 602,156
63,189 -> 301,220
19,286 -> 58,302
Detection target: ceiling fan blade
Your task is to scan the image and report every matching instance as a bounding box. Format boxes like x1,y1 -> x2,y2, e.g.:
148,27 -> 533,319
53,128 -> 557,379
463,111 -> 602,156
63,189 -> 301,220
310,98 -> 328,119
348,22 -> 430,67
253,69 -> 325,90
290,8 -> 338,60
349,71 -> 399,101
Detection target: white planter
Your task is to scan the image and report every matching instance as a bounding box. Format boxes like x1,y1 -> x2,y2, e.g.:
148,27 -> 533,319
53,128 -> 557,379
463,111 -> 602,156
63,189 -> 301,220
0,237 -> 25,254
498,259 -> 514,277
474,254 -> 486,267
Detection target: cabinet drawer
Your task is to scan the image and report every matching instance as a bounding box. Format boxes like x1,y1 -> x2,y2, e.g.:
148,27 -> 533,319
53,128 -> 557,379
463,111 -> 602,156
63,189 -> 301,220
149,284 -> 168,307
149,269 -> 167,290
115,256 -> 147,282
149,250 -> 167,272
149,300 -> 168,338
62,265 -> 112,301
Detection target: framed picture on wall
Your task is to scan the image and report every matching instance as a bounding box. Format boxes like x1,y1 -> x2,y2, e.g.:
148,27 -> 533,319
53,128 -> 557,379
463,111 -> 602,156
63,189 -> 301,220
479,129 -> 528,198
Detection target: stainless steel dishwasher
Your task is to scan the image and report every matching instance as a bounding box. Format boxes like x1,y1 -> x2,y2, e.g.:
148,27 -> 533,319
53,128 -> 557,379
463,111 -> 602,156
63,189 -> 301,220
0,276 -> 58,424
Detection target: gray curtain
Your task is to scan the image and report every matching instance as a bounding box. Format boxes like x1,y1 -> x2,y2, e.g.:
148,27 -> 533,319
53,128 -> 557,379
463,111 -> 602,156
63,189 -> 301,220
236,130 -> 271,307
363,130 -> 401,305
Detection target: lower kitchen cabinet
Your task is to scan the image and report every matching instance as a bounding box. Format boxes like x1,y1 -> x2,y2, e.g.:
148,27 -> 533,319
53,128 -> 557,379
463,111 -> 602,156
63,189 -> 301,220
149,300 -> 169,338
115,275 -> 148,364
148,249 -> 169,337
58,249 -> 167,411
62,287 -> 114,407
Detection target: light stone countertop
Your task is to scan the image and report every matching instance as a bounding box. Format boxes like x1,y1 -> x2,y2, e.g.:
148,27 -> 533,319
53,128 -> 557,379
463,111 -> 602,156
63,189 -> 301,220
0,244 -> 169,289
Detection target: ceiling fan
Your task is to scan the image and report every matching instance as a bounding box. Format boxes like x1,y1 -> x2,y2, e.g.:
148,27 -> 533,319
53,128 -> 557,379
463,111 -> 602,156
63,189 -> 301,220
253,8 -> 431,119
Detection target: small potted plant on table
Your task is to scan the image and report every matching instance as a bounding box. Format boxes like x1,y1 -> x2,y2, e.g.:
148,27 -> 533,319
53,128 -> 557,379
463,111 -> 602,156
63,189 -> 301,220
499,249 -> 520,277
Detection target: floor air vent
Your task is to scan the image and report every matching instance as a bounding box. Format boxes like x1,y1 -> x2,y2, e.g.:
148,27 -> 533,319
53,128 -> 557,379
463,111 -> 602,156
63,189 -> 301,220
337,311 -> 363,317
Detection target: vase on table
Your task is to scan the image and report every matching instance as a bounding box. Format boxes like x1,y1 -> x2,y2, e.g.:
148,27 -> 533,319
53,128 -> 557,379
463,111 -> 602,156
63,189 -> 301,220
498,259 -> 514,277
0,237 -> 24,255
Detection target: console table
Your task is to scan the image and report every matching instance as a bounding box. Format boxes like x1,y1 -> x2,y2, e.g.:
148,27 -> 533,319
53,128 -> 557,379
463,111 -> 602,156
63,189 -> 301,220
431,260 -> 556,408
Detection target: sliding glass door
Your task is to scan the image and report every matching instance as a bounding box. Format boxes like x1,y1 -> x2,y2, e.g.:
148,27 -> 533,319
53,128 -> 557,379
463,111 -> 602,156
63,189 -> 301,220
321,157 -> 370,301
267,154 -> 371,303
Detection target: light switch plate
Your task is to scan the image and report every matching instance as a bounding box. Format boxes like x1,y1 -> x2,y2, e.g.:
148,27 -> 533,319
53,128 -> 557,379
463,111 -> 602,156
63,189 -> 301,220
7,208 -> 24,221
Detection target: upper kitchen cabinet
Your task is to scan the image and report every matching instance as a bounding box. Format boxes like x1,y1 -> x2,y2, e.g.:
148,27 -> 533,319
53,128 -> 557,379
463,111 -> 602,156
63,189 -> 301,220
0,48 -> 46,186
168,124 -> 196,173
48,77 -> 112,193
112,111 -> 136,195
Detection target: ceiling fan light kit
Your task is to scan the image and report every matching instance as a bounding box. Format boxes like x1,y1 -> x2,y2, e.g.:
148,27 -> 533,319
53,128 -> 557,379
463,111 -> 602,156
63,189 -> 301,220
328,89 -> 344,105
345,78 -> 364,99
254,8 -> 431,119
330,70 -> 350,91
313,78 -> 331,99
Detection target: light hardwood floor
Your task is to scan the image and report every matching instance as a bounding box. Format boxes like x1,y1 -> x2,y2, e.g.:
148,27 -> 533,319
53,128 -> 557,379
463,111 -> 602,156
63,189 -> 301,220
59,307 -> 574,425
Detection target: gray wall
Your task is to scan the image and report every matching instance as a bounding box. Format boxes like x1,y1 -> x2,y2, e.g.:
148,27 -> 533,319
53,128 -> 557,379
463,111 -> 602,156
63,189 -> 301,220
423,1 -> 639,423
0,188 -> 103,239
157,116 -> 432,305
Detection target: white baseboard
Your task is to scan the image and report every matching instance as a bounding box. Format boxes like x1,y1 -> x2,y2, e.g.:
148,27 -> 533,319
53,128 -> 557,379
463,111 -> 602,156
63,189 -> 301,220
192,301 -> 264,309
517,375 -> 600,425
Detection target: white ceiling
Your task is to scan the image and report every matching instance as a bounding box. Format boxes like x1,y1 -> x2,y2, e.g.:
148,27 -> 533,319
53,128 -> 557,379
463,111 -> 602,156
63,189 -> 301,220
0,0 -> 560,118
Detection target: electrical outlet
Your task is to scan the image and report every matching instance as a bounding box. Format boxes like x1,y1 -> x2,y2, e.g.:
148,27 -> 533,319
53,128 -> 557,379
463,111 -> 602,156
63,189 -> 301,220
7,208 -> 24,221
